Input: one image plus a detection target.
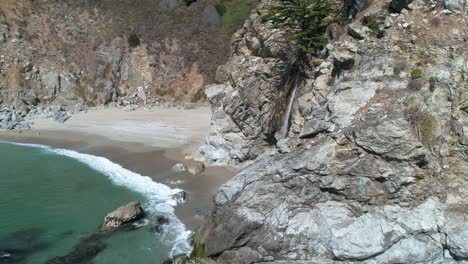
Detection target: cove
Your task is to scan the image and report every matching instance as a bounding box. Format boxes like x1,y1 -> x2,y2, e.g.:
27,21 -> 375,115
0,142 -> 190,263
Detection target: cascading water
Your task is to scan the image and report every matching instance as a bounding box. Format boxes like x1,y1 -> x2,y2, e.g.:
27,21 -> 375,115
280,81 -> 298,138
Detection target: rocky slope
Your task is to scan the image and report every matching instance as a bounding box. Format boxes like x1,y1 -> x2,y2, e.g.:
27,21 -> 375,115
0,0 -> 232,129
193,0 -> 468,263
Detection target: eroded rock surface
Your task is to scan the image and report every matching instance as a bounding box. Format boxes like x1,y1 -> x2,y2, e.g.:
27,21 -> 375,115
195,0 -> 468,263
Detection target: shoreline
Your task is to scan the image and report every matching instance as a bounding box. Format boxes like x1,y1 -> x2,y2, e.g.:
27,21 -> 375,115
0,107 -> 236,230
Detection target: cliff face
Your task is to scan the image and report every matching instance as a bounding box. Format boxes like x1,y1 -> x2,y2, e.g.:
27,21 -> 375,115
197,0 -> 295,164
196,0 -> 468,263
0,0 -> 230,111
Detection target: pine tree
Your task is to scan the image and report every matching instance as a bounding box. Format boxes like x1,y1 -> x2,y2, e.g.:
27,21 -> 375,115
263,0 -> 337,67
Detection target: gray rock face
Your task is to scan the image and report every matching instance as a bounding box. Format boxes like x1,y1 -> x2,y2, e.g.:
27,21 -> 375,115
445,0 -> 468,14
100,202 -> 145,231
159,0 -> 179,11
198,1 -> 295,164
196,0 -> 468,263
202,5 -> 221,27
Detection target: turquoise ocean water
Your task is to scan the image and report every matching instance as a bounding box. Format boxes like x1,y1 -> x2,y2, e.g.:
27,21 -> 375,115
0,142 -> 190,264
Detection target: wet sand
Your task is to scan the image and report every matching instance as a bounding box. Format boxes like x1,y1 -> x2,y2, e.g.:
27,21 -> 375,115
0,107 -> 236,230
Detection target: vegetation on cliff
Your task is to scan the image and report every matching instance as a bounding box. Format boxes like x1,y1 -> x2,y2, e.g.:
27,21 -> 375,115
262,0 -> 337,62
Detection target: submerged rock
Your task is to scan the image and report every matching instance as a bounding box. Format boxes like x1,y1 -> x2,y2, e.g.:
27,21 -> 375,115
100,202 -> 145,231
47,234 -> 107,264
150,216 -> 171,233
0,249 -> 27,264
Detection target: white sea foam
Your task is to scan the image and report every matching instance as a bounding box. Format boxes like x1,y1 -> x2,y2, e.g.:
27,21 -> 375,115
1,141 -> 192,257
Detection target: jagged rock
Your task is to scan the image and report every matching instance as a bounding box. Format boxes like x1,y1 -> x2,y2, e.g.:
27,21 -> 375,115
443,205 -> 468,259
347,118 -> 427,162
347,23 -> 368,40
445,0 -> 468,14
328,81 -> 377,127
332,43 -> 358,73
171,191 -> 187,205
300,118 -> 330,138
407,0 -> 427,10
53,112 -> 71,124
384,16 -> 394,28
100,202 -> 145,231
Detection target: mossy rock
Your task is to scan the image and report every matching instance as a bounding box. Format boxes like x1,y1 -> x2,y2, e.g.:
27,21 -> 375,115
191,228 -> 205,259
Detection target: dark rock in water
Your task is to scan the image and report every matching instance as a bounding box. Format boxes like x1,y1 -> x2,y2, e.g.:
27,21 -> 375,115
157,215 -> 170,225
171,191 -> 187,205
162,254 -> 191,264
129,219 -> 149,230
0,228 -> 49,263
100,201 -> 145,231
150,215 -> 171,234
47,234 -> 107,264
0,248 -> 27,264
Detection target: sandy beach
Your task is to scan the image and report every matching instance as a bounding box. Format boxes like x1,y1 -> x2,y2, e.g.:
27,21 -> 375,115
0,106 -> 236,230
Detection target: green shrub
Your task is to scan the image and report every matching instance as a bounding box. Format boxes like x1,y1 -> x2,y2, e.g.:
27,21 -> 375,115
262,0 -> 337,70
128,33 -> 140,48
313,60 -> 323,67
429,77 -> 437,92
410,68 -> 423,79
215,3 -> 227,16
218,0 -> 259,34
191,88 -> 205,103
364,14 -> 380,36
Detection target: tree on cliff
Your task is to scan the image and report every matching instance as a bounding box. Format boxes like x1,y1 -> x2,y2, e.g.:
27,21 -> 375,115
263,0 -> 337,68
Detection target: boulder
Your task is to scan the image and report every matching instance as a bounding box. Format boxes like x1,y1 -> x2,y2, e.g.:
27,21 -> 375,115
53,111 -> 71,124
172,163 -> 187,173
187,162 -> 205,175
100,202 -> 145,231
347,23 -> 368,40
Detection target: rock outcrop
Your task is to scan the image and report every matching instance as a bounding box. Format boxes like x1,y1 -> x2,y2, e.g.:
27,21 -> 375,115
195,0 -> 468,263
0,0 -> 231,112
197,0 -> 295,164
100,201 -> 145,231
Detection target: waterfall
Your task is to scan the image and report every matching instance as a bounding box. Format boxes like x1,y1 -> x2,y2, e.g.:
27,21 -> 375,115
280,81 -> 298,138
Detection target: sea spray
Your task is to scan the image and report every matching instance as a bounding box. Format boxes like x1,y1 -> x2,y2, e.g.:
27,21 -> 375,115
2,141 -> 192,258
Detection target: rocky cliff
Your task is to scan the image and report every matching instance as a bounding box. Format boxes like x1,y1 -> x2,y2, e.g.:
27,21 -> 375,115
194,0 -> 468,263
0,0 -> 231,124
